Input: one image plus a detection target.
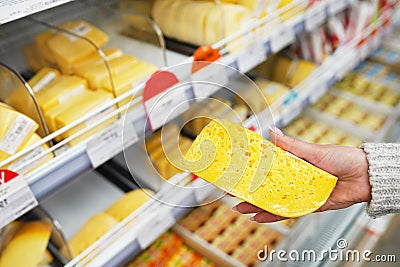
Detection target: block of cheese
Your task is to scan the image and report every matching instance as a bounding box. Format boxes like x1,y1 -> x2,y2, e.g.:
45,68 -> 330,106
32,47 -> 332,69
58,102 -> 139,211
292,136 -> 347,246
71,47 -> 123,74
0,221 -> 52,267
28,68 -> 60,93
47,20 -> 109,69
183,120 -> 338,218
257,78 -> 290,105
145,124 -> 180,153
7,133 -> 53,175
288,60 -> 316,87
76,54 -> 139,89
55,89 -> 116,146
0,107 -> 38,161
67,213 -> 118,257
35,75 -> 88,112
105,189 -> 154,221
272,57 -> 294,84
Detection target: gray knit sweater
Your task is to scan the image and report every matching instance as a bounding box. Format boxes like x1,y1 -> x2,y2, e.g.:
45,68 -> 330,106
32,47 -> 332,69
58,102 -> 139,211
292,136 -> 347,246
362,143 -> 400,218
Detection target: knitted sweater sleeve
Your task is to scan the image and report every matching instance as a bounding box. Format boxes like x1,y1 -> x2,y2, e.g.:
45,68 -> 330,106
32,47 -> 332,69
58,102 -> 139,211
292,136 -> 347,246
361,143 -> 400,218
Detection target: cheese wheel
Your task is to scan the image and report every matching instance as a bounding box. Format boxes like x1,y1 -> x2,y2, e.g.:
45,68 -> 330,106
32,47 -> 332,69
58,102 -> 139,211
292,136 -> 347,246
0,221 -> 52,267
184,119 -> 337,218
67,213 -> 118,257
105,189 -> 154,221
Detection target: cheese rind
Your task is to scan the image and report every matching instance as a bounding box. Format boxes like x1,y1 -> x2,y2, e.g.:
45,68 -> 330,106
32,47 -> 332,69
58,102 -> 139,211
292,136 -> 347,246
184,120 -> 337,218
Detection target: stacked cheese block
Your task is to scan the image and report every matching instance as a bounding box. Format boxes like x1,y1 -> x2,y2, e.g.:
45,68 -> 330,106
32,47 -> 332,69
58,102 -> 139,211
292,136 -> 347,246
313,93 -> 387,132
24,20 -> 157,146
65,189 -> 152,257
179,201 -> 283,266
0,221 -> 53,267
284,115 -> 362,147
0,102 -> 53,175
145,124 -> 193,180
235,77 -> 291,114
150,0 -> 301,46
127,231 -> 216,267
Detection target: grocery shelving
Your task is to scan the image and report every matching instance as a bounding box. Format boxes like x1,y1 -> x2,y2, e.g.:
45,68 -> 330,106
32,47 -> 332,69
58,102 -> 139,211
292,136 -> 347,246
1,0 -> 400,266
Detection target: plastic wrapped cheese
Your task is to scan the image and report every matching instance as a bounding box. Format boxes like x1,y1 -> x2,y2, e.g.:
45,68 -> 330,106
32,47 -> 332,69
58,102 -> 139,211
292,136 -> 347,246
0,107 -> 38,162
35,75 -> 88,112
67,213 -> 118,257
71,47 -> 123,74
105,189 -> 153,221
55,89 -> 116,146
184,120 -> 337,218
47,20 -> 109,70
0,222 -> 52,267
28,68 -> 60,93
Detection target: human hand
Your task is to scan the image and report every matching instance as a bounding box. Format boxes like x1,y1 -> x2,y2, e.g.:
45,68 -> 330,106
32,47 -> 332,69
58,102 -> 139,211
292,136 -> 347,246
233,127 -> 371,223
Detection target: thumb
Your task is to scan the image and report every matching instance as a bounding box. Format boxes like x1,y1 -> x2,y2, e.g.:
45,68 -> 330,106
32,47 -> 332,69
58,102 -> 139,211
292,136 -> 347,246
269,127 -> 322,165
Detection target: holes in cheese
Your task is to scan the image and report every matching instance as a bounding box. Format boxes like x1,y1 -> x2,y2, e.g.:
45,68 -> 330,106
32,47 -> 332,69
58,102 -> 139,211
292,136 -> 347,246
183,119 -> 337,218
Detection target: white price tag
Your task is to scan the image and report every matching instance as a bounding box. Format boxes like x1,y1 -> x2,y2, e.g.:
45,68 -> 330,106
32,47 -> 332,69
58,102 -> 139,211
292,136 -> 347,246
237,41 -> 267,73
0,0 -> 71,24
191,63 -> 229,99
191,178 -> 214,204
305,3 -> 327,31
0,115 -> 36,155
270,26 -> 295,53
87,121 -> 138,168
137,206 -> 176,249
335,49 -> 359,79
328,0 -> 347,15
145,86 -> 190,130
0,172 -> 38,229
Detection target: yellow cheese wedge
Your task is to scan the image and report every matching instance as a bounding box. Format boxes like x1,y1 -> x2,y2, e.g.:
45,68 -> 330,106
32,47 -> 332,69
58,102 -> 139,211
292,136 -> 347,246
28,68 -> 60,93
35,75 -> 88,112
47,20 -> 109,68
0,107 -> 38,161
55,89 -> 116,146
288,60 -> 316,87
145,124 -> 179,153
183,120 -> 337,218
71,47 -> 123,74
67,213 -> 118,257
0,221 -> 52,267
105,189 -> 154,221
7,133 -> 53,175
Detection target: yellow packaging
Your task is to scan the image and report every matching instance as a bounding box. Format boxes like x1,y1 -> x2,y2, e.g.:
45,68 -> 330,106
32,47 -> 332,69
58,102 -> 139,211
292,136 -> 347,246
35,75 -> 88,112
47,20 -> 109,68
71,47 -> 123,74
55,89 -> 116,146
28,68 -> 60,93
184,120 -> 337,218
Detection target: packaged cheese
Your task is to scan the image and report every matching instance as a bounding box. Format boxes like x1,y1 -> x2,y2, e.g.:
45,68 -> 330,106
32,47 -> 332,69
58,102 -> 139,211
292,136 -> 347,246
71,47 -> 123,74
183,120 -> 337,218
28,68 -> 60,93
35,75 -> 88,112
47,20 -> 109,70
0,221 -> 52,267
55,89 -> 116,146
67,213 -> 118,257
105,189 -> 153,221
0,107 -> 38,162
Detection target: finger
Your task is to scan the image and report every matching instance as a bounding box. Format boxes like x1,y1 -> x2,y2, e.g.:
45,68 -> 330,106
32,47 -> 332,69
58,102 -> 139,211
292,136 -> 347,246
269,128 -> 321,164
252,211 -> 288,223
233,202 -> 265,214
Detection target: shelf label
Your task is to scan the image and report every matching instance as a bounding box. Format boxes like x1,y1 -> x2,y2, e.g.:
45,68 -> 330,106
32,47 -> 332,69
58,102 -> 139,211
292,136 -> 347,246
305,2 -> 327,31
328,0 -> 347,15
87,121 -> 138,168
143,71 -> 189,131
309,82 -> 328,104
191,63 -> 229,99
270,26 -> 295,53
281,98 -> 303,126
137,206 -> 176,249
237,40 -> 267,73
0,0 -> 71,24
0,170 -> 38,229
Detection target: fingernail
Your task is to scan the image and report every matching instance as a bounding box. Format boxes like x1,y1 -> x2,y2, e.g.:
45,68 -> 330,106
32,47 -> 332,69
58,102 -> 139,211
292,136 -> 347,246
270,126 -> 284,137
249,216 -> 255,221
232,206 -> 238,212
